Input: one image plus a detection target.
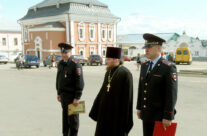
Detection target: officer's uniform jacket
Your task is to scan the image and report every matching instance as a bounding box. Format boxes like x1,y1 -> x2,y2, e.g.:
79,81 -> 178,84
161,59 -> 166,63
56,57 -> 84,99
137,57 -> 178,121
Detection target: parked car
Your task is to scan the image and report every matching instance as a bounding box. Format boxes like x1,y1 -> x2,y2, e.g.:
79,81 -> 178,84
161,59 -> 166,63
43,54 -> 62,67
23,55 -> 40,68
123,55 -> 131,61
0,55 -> 8,64
87,55 -> 103,66
72,55 -> 87,66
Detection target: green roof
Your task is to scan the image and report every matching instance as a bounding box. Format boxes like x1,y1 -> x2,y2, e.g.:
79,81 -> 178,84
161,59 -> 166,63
202,40 -> 207,48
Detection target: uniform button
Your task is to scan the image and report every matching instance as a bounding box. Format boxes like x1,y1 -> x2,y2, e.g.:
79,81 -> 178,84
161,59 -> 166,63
144,98 -> 147,100
143,105 -> 146,108
145,83 -> 148,86
144,90 -> 147,93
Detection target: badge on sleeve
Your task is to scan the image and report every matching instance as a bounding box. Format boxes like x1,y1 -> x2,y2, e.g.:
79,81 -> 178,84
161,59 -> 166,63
171,73 -> 177,81
77,68 -> 81,76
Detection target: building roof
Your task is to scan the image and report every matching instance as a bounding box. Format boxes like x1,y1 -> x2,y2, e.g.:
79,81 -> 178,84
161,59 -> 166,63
31,22 -> 65,29
0,30 -> 21,33
118,33 -> 180,44
30,0 -> 107,9
201,40 -> 207,48
20,0 -> 118,21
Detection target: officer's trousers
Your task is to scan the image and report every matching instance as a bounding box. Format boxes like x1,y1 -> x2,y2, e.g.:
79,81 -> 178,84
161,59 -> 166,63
143,121 -> 155,136
61,94 -> 79,136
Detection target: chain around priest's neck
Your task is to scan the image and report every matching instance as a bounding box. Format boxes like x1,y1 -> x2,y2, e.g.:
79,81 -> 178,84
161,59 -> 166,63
106,65 -> 122,92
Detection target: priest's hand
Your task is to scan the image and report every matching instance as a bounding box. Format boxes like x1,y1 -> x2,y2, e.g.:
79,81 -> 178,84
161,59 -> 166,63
57,95 -> 61,102
162,119 -> 171,131
137,111 -> 141,119
73,99 -> 79,106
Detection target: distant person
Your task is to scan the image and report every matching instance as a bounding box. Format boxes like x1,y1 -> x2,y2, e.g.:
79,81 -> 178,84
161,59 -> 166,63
136,53 -> 141,70
165,52 -> 169,61
168,53 -> 174,62
17,53 -> 25,69
49,53 -> 56,69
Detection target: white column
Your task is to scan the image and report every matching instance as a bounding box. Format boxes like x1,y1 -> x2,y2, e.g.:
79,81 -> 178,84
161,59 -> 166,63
21,25 -> 25,55
66,20 -> 70,43
113,23 -> 117,47
70,20 -> 75,55
98,23 -> 102,56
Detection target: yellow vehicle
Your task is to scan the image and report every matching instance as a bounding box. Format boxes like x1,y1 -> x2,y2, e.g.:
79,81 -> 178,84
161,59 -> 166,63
175,48 -> 192,65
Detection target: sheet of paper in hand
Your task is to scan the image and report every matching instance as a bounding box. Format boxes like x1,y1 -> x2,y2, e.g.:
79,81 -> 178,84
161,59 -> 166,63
68,101 -> 85,116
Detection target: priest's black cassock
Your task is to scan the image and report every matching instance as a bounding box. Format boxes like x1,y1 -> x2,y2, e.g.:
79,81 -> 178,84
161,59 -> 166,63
89,65 -> 134,136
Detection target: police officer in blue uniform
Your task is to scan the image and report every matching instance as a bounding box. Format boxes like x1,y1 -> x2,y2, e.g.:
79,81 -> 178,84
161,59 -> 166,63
136,34 -> 178,136
56,43 -> 84,136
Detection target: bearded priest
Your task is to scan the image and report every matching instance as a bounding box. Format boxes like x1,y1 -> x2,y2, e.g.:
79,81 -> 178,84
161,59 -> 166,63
89,47 -> 134,136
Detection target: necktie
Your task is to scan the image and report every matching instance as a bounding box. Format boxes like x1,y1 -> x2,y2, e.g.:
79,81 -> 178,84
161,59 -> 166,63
147,61 -> 153,78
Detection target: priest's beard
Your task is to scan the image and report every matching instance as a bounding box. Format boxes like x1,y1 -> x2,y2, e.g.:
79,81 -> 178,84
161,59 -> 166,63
106,66 -> 114,72
106,60 -> 123,72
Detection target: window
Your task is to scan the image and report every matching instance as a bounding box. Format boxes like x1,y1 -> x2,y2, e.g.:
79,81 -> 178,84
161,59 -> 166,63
14,38 -> 18,46
101,24 -> 107,41
79,47 -> 85,57
90,47 -> 95,55
90,50 -> 94,55
2,38 -> 6,46
108,25 -> 113,41
177,50 -> 182,55
89,24 -> 95,41
31,33 -> 33,40
46,32 -> 48,40
80,29 -> 83,38
102,49 -> 106,57
80,50 -> 83,56
24,30 -> 27,41
102,30 -> 105,39
90,30 -> 94,38
183,50 -> 188,55
109,31 -> 112,39
78,23 -> 85,41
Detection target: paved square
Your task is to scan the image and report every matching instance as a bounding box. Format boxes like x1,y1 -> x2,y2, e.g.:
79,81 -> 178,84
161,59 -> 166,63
0,61 -> 207,136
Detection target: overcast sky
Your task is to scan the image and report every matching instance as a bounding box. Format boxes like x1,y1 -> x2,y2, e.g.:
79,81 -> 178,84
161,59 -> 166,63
0,0 -> 207,39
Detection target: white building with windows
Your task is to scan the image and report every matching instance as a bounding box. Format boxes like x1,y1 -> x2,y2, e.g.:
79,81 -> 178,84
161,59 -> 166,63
118,32 -> 207,58
0,30 -> 22,61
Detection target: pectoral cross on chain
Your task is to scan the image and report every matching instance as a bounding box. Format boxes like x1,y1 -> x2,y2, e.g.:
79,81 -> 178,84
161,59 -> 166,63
107,84 -> 111,92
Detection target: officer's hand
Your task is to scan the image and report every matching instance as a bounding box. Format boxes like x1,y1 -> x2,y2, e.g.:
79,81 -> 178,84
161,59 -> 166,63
162,119 -> 171,131
137,111 -> 141,119
73,99 -> 79,106
57,95 -> 61,102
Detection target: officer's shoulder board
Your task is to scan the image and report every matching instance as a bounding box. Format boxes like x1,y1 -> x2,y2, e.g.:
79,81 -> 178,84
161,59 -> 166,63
161,60 -> 174,66
72,59 -> 78,64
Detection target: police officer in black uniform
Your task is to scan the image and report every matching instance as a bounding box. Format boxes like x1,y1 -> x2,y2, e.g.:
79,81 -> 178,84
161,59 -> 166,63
56,43 -> 84,136
136,33 -> 178,136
